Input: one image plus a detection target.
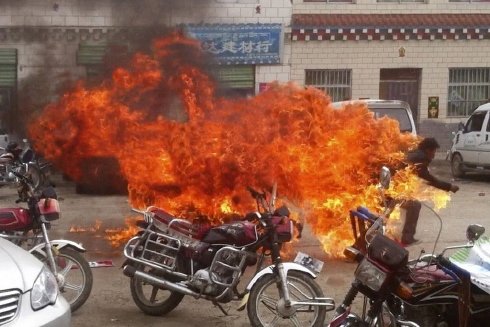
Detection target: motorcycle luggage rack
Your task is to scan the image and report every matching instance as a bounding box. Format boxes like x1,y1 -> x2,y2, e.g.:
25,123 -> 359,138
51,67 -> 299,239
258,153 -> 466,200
209,246 -> 249,300
139,229 -> 182,272
154,218 -> 200,240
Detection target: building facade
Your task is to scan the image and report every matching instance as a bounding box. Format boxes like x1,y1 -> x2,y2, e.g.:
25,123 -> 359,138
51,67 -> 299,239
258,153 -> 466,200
0,0 -> 291,134
0,0 -> 487,148
291,0 -> 490,147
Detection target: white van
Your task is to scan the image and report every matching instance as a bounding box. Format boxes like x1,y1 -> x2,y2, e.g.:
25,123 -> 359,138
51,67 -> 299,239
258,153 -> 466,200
331,99 -> 417,136
449,102 -> 490,177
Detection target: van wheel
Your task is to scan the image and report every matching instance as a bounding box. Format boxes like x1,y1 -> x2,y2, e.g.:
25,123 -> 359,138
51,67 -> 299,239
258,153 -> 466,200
451,153 -> 466,178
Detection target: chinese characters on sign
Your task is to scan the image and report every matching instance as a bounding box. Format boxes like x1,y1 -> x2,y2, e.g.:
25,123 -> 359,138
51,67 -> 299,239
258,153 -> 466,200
186,24 -> 281,65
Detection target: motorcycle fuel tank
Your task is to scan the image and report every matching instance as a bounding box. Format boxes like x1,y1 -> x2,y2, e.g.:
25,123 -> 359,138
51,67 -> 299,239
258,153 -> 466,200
0,207 -> 32,231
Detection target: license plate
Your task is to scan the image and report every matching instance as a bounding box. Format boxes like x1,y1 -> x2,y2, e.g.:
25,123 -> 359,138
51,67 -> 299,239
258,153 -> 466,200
294,252 -> 324,274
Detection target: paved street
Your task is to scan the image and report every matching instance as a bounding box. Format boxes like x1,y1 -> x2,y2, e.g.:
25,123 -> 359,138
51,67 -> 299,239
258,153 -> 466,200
2,158 -> 490,326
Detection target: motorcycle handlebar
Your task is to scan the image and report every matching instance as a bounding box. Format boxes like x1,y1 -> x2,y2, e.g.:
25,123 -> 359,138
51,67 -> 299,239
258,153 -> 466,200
247,186 -> 264,200
131,208 -> 145,215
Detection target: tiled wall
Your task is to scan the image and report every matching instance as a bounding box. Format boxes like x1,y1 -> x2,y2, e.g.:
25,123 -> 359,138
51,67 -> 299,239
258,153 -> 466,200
0,0 -> 292,26
291,39 -> 490,123
293,0 -> 490,14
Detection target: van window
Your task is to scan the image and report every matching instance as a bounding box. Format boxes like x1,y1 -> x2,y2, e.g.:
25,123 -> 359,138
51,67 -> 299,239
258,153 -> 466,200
465,112 -> 486,133
371,108 -> 412,133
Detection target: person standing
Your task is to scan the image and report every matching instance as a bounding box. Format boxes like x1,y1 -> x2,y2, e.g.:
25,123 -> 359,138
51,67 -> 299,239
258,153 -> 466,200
401,137 -> 459,245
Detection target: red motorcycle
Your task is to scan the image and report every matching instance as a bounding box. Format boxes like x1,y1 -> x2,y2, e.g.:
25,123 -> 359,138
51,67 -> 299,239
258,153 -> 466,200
123,185 -> 335,326
0,171 -> 93,312
330,167 -> 490,327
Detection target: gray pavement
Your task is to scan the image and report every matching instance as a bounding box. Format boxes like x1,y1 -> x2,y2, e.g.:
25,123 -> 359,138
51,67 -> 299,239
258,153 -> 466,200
2,157 -> 490,326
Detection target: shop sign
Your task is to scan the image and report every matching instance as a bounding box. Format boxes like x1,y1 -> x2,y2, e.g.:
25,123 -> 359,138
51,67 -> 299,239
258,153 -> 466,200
186,24 -> 281,65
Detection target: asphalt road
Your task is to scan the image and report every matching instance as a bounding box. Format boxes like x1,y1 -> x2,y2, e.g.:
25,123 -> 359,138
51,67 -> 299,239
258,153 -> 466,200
2,158 -> 490,327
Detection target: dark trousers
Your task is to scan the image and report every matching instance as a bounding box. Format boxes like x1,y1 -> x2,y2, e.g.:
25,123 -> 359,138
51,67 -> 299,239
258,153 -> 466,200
401,200 -> 422,243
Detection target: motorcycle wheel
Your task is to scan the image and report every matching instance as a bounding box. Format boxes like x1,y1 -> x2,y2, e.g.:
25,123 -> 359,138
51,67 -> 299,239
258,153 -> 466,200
34,247 -> 93,312
129,262 -> 185,316
247,270 -> 327,327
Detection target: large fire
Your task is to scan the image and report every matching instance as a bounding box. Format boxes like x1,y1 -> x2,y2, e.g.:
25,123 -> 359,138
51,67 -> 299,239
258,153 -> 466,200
29,32 -> 450,257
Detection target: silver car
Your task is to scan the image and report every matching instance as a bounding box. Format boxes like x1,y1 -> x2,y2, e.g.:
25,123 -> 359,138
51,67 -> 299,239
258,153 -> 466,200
0,237 -> 71,327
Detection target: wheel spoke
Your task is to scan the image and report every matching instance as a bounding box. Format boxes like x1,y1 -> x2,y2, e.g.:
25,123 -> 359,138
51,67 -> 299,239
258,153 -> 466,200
59,259 -> 75,276
290,314 -> 302,327
259,294 -> 279,309
63,281 -> 83,293
265,314 -> 281,327
288,281 -> 311,301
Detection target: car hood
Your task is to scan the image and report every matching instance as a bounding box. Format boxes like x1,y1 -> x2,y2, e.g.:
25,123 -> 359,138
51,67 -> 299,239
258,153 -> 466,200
0,238 -> 42,292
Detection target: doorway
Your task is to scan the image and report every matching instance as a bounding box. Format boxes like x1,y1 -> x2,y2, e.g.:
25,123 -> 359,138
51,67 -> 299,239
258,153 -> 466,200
379,68 -> 421,124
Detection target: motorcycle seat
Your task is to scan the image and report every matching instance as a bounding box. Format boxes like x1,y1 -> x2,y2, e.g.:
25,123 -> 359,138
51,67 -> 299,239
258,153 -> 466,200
410,264 -> 454,282
150,207 -> 210,240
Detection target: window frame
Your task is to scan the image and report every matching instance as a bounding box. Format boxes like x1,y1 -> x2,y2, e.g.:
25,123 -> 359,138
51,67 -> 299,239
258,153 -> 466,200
305,69 -> 352,102
447,68 -> 490,117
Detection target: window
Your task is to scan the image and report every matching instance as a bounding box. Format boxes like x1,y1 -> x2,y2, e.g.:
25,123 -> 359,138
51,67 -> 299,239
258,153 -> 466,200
448,68 -> 490,117
372,108 -> 412,133
305,69 -> 352,102
464,111 -> 486,133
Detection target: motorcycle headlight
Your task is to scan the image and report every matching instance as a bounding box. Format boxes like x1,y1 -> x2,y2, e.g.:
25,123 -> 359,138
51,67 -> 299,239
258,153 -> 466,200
31,266 -> 58,310
355,259 -> 387,292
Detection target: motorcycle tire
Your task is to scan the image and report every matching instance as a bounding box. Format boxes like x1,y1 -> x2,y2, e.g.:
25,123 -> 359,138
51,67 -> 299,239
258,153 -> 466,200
129,261 -> 185,316
247,270 -> 327,327
34,247 -> 93,312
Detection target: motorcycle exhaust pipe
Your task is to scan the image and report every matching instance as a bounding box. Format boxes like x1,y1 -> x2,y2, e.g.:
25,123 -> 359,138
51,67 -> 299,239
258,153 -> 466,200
123,265 -> 201,298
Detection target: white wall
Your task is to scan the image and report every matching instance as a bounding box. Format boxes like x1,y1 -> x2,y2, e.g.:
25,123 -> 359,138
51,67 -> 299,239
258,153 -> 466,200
292,0 -> 490,14
0,0 -> 291,26
291,39 -> 490,122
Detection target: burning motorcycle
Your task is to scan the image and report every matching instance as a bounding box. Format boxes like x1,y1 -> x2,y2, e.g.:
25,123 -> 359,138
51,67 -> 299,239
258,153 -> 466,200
122,184 -> 335,326
0,139 -> 45,190
0,170 -> 93,312
330,167 -> 490,326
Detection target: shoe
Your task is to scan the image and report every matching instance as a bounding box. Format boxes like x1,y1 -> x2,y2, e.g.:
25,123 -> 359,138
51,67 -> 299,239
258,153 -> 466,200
402,238 -> 421,247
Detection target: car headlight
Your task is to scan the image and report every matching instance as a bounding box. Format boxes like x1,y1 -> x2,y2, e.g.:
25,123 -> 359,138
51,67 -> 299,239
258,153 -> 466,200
31,266 -> 58,310
355,259 -> 387,292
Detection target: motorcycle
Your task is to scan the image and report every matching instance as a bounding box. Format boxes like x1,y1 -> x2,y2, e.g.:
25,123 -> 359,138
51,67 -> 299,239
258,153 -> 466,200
330,167 -> 490,326
380,223 -> 490,327
0,139 -> 46,190
0,170 -> 93,312
122,184 -> 335,326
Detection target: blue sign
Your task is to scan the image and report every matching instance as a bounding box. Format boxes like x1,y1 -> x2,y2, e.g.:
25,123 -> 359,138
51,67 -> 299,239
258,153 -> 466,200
186,24 -> 282,65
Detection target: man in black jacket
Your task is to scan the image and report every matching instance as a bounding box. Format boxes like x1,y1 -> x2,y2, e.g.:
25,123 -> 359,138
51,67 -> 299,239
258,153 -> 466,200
401,137 -> 459,245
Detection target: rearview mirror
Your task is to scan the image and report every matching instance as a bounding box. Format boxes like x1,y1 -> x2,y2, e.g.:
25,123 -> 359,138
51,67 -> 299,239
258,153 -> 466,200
457,122 -> 465,131
379,166 -> 391,189
466,224 -> 485,243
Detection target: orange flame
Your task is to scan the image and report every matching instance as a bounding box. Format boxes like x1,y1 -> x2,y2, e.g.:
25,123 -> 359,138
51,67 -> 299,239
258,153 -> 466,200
29,32 -> 449,257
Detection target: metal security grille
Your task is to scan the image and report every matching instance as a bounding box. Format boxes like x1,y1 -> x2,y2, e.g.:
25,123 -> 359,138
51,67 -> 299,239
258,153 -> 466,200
305,69 -> 352,102
448,68 -> 490,117
0,49 -> 17,88
0,289 -> 21,325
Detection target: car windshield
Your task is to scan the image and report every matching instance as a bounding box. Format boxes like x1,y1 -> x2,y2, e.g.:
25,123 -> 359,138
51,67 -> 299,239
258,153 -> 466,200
371,108 -> 412,133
